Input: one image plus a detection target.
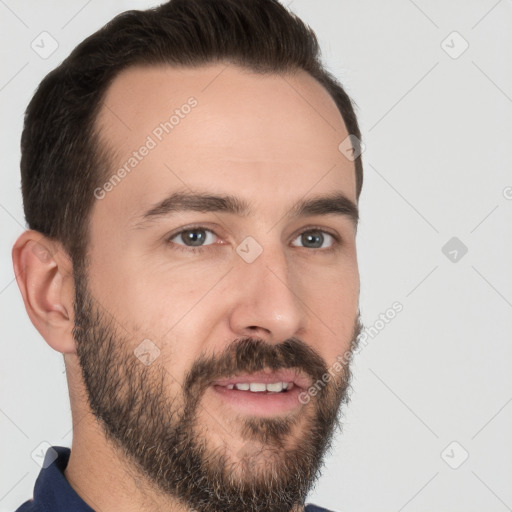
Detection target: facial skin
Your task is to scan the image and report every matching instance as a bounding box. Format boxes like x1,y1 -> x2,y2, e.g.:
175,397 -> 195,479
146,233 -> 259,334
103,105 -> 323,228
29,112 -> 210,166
13,64 -> 361,512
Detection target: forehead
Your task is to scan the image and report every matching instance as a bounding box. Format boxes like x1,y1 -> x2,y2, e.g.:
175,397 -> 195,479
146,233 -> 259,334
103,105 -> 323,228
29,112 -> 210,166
92,64 -> 356,227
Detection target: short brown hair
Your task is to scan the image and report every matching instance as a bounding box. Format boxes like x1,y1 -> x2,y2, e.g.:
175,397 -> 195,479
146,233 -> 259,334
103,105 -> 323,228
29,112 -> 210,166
20,0 -> 363,267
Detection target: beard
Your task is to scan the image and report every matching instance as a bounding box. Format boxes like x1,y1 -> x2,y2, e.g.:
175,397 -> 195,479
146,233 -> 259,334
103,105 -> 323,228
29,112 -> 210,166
72,266 -> 363,512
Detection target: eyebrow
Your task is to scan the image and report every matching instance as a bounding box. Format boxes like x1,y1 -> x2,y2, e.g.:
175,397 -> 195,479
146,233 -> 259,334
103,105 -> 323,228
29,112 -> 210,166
131,190 -> 359,229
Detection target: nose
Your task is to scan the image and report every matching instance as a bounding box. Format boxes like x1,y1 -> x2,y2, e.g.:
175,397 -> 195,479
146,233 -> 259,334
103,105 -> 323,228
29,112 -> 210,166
227,243 -> 305,344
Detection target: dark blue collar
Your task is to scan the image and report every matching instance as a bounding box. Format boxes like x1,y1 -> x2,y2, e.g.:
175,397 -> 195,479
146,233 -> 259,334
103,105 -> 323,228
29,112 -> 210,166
15,446 -> 94,511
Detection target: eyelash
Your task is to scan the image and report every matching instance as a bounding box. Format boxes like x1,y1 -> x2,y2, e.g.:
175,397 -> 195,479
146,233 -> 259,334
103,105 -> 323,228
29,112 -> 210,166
165,225 -> 342,255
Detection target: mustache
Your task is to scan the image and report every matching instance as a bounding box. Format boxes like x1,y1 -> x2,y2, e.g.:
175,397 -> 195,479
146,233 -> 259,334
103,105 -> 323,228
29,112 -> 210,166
183,337 -> 329,397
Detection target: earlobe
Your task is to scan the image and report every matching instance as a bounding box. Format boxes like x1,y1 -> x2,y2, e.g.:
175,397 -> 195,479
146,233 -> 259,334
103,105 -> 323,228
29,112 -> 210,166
12,230 -> 77,354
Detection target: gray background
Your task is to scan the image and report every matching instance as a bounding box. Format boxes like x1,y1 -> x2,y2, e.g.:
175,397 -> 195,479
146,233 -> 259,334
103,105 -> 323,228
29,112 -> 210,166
1,1 -> 511,511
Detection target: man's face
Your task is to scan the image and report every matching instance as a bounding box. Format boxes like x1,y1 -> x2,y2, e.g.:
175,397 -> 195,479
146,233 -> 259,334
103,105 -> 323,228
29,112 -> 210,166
73,64 -> 361,512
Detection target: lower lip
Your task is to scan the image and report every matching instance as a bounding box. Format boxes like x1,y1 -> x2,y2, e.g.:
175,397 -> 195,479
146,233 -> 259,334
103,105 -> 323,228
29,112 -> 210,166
210,385 -> 306,417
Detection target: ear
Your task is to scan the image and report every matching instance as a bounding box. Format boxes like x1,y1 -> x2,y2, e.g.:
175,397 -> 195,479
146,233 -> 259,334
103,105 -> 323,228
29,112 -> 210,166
12,230 -> 76,354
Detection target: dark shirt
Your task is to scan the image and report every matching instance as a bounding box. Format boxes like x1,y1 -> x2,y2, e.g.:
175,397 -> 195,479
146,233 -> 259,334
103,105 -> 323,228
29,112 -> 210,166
14,446 -> 333,512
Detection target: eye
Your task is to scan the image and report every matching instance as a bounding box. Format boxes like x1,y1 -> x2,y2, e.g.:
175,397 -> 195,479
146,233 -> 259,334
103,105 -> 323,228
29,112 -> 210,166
167,226 -> 219,253
291,229 -> 338,250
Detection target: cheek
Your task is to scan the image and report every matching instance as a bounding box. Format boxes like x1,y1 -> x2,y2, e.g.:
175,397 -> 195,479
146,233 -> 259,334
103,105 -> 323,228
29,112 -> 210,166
109,265 -> 225,376
302,266 -> 359,364
88,242 -> 217,330
302,249 -> 359,305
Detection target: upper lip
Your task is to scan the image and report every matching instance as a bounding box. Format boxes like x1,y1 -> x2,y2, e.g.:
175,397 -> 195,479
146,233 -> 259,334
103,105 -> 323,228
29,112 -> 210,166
211,369 -> 312,390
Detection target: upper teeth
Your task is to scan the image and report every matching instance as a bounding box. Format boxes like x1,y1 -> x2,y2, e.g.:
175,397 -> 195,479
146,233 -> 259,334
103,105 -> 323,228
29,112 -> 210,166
226,382 -> 293,392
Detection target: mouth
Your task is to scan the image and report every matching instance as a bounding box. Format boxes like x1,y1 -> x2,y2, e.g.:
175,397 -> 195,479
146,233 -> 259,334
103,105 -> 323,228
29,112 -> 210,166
208,369 -> 311,417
